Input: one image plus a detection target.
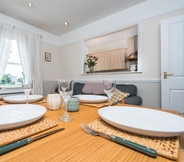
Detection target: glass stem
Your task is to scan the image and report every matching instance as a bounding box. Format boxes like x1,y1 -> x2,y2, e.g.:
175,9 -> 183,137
26,94 -> 28,104
108,96 -> 112,106
64,101 -> 69,116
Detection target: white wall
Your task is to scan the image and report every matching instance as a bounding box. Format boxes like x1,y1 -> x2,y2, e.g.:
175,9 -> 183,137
58,8 -> 184,108
59,41 -> 83,79
1,0 -> 184,106
42,42 -> 60,80
88,39 -> 127,54
59,8 -> 184,79
41,42 -> 60,96
58,0 -> 184,46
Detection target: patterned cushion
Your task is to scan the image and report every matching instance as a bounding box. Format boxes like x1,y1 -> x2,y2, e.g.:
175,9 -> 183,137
111,89 -> 130,103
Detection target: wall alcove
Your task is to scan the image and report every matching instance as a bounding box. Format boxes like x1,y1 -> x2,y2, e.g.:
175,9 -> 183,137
84,24 -> 139,74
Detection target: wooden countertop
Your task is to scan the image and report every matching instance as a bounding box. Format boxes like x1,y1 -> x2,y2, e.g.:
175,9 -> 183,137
0,103 -> 183,162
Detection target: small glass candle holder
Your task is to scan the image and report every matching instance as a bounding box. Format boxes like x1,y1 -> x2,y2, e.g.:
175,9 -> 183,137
67,97 -> 79,112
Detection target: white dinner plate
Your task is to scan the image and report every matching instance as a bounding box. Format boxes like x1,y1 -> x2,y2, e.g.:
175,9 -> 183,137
0,104 -> 46,130
73,95 -> 108,103
98,106 -> 184,137
3,95 -> 43,104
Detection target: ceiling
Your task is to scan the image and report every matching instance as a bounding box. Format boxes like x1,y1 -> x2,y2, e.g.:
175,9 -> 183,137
0,0 -> 146,36
86,25 -> 138,47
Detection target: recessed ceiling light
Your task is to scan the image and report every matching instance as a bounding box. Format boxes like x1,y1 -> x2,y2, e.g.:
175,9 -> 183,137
123,32 -> 126,35
28,3 -> 33,7
64,22 -> 68,26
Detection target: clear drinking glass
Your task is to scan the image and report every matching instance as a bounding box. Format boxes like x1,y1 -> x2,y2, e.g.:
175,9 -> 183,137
58,79 -> 73,122
103,80 -> 116,105
22,82 -> 33,104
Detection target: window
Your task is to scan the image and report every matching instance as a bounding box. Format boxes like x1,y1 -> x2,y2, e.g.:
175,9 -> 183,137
0,40 -> 24,89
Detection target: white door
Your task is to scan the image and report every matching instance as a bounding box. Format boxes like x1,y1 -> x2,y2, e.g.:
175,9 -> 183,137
161,15 -> 184,113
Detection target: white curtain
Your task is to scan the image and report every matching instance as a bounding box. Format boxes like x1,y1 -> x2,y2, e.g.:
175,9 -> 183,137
0,22 -> 43,95
15,28 -> 43,95
0,23 -> 13,79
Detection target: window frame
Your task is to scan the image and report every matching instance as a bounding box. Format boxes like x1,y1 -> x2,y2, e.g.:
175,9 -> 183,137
82,23 -> 142,74
0,40 -> 24,95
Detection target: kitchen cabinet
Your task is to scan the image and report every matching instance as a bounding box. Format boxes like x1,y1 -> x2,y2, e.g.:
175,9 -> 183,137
110,49 -> 126,70
86,48 -> 126,72
86,52 -> 111,71
95,51 -> 111,71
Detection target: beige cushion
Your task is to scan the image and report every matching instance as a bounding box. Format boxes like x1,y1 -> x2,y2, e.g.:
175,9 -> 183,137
82,83 -> 105,94
111,89 -> 130,103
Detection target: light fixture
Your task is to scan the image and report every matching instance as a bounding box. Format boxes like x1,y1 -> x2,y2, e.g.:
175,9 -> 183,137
28,3 -> 33,7
64,22 -> 68,26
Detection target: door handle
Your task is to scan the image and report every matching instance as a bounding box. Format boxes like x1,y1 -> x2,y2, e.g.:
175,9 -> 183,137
164,72 -> 173,79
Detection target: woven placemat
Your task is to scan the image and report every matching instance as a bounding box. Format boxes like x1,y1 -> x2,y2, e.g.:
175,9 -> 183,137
0,117 -> 58,147
81,101 -> 118,108
88,118 -> 179,160
81,102 -> 109,108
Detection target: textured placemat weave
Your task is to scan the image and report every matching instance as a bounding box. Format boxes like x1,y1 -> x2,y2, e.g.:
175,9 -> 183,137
81,101 -> 118,108
0,117 -> 58,147
81,102 -> 110,108
88,118 -> 179,160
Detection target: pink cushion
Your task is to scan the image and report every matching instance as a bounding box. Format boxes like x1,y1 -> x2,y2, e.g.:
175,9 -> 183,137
82,83 -> 105,94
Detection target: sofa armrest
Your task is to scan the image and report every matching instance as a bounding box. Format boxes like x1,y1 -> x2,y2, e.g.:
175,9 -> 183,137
125,96 -> 142,106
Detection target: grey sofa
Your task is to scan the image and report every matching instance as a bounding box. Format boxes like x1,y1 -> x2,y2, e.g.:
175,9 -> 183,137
72,82 -> 142,106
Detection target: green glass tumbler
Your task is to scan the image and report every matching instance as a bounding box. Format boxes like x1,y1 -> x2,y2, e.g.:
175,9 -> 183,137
67,97 -> 79,112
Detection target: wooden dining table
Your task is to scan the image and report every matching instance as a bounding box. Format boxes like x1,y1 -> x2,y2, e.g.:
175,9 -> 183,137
0,102 -> 184,162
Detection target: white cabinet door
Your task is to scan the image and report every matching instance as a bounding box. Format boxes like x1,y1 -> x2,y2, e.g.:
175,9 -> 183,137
161,15 -> 184,113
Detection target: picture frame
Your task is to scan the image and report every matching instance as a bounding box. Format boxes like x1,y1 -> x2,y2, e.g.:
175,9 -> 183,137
45,52 -> 51,62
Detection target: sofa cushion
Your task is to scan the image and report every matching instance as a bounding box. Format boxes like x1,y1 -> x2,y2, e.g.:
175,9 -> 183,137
125,96 -> 142,105
116,84 -> 137,96
73,82 -> 85,95
111,89 -> 130,103
82,83 -> 105,94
